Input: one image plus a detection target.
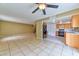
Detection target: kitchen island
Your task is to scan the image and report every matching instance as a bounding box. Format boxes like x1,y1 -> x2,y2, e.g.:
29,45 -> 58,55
65,30 -> 79,48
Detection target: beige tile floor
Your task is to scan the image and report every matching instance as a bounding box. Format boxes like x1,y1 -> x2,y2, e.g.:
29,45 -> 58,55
0,34 -> 79,56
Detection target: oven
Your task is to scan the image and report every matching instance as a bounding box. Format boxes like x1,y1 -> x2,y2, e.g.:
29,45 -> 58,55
58,29 -> 64,37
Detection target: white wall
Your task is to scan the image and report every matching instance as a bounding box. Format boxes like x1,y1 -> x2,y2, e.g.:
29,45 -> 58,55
47,23 -> 56,36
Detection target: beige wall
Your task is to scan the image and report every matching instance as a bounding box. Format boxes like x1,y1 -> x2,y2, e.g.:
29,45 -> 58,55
0,20 -> 34,37
35,20 -> 43,40
0,22 -> 1,35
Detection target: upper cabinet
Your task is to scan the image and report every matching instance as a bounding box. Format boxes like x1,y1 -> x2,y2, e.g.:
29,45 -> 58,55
56,20 -> 71,29
56,23 -> 71,29
64,23 -> 71,29
56,24 -> 64,29
72,14 -> 79,27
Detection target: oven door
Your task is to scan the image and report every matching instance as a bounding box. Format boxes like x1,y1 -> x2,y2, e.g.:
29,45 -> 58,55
58,29 -> 64,37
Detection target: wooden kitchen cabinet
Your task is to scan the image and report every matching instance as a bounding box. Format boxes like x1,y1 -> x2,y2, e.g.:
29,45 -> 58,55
72,14 -> 79,27
64,23 -> 71,29
56,24 -> 64,29
56,23 -> 71,29
65,32 -> 79,48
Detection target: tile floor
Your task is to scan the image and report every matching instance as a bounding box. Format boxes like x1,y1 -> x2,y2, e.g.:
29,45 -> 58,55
0,34 -> 79,56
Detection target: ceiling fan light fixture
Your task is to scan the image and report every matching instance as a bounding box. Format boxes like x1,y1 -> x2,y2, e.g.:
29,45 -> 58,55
38,3 -> 46,10
32,3 -> 59,15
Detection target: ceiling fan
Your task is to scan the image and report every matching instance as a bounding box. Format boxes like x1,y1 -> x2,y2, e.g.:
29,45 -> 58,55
32,3 -> 59,15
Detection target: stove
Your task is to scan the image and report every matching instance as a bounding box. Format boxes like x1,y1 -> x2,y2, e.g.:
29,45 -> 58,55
58,29 -> 64,37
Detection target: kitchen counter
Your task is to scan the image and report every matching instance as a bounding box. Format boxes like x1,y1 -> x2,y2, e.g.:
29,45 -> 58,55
65,30 -> 79,35
65,30 -> 79,48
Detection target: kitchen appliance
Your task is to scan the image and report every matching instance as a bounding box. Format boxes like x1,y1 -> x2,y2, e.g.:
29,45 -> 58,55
58,29 -> 64,37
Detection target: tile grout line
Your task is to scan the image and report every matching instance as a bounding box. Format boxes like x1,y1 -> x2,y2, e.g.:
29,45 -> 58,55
17,39 -> 38,56
26,41 -> 49,56
14,41 -> 25,56
26,45 -> 39,56
71,48 -> 76,56
60,45 -> 64,56
72,48 -> 74,56
68,46 -> 74,56
36,45 -> 50,56
7,41 -> 11,56
21,41 -> 44,56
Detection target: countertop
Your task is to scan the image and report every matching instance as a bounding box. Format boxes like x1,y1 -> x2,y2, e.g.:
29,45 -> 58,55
65,29 -> 79,35
56,29 -> 79,35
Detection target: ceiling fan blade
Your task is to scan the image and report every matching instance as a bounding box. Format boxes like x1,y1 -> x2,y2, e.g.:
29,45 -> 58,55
42,9 -> 46,15
47,4 -> 59,8
35,3 -> 39,4
32,7 -> 39,13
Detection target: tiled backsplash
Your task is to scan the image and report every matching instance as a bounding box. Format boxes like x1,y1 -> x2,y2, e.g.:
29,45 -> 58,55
73,27 -> 79,32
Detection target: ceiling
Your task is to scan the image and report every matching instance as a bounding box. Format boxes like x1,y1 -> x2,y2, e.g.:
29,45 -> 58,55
0,3 -> 79,24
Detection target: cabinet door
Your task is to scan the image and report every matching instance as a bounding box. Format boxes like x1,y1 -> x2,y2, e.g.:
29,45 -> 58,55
72,15 -> 79,27
64,23 -> 71,29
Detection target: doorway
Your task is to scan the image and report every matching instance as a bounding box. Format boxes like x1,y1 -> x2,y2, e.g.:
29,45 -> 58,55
43,23 -> 47,38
